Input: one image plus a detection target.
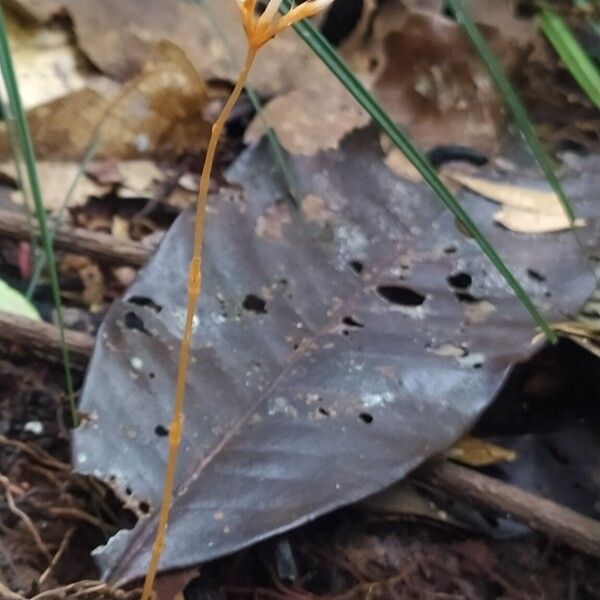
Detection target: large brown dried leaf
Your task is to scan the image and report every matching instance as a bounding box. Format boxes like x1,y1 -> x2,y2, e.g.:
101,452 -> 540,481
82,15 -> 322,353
9,0 -> 316,96
73,130 -> 598,584
248,4 -> 530,158
0,40 -> 211,159
367,8 -> 523,154
244,60 -> 369,156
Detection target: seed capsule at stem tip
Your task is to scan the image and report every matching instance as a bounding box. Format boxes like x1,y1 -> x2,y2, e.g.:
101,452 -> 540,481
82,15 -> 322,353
237,0 -> 335,49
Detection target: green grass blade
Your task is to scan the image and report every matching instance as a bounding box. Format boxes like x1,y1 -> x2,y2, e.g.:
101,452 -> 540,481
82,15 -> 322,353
0,6 -> 77,424
540,8 -> 600,110
279,0 -> 556,342
446,0 -> 576,225
0,85 -> 38,266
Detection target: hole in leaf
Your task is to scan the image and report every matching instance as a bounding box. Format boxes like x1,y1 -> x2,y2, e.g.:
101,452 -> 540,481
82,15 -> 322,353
154,425 -> 169,437
443,245 -> 457,255
454,292 -> 480,304
149,372 -> 156,379
124,312 -> 152,336
377,285 -> 426,307
320,0 -> 363,46
318,407 -> 330,417
127,296 -> 162,313
448,272 -> 472,289
242,294 -> 267,314
342,316 -> 364,328
349,260 -> 364,274
526,268 -> 546,283
125,487 -> 132,495
139,501 -> 150,514
359,412 -> 373,424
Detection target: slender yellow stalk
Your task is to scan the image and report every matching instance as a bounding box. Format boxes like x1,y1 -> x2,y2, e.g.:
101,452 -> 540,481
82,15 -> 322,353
140,47 -> 257,600
140,3 -> 333,597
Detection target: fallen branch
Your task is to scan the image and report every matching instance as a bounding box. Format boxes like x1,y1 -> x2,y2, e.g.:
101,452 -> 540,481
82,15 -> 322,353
0,208 -> 152,266
413,460 -> 600,559
0,311 -> 94,366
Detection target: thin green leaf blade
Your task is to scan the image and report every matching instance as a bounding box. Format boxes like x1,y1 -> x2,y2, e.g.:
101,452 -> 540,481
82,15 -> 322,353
446,0 -> 576,225
540,8 -> 600,111
279,0 -> 556,342
0,7 -> 77,423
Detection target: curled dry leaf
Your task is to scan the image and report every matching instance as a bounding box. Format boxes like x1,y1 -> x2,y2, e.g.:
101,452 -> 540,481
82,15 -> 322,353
449,172 -> 587,234
494,208 -> 586,234
449,173 -> 565,214
359,480 -> 455,526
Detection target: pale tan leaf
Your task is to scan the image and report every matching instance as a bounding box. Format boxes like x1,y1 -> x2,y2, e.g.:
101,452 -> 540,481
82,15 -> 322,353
0,161 -> 109,214
449,172 -> 565,215
381,135 -> 423,183
115,161 -> 163,197
494,207 -> 585,234
6,12 -> 86,110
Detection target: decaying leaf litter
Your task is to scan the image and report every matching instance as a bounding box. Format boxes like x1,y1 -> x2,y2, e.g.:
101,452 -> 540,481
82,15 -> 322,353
0,0 -> 599,598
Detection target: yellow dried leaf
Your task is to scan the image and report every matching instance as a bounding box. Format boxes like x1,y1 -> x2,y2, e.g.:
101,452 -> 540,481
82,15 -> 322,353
448,436 -> 517,467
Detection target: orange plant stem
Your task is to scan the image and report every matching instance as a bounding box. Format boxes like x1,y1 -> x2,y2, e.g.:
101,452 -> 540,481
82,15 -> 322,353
141,46 -> 258,600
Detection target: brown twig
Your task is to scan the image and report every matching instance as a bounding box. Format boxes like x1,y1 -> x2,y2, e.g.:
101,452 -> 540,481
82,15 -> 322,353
0,580 -> 26,600
0,475 -> 52,564
413,460 -> 600,559
38,526 -> 75,586
0,207 -> 152,266
0,435 -> 70,472
0,310 -> 94,365
29,580 -> 140,600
